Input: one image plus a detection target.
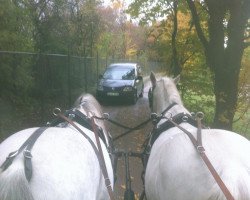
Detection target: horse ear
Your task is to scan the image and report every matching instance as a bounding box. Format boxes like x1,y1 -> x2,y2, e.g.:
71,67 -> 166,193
150,72 -> 157,88
173,74 -> 180,84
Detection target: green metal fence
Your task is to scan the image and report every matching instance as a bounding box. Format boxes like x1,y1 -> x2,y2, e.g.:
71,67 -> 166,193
0,51 -> 166,140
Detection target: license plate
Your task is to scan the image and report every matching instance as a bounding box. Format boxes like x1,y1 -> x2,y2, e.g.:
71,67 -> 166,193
107,92 -> 119,96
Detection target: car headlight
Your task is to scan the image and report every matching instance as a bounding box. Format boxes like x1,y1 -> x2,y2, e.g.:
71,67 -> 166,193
123,86 -> 133,92
97,85 -> 104,91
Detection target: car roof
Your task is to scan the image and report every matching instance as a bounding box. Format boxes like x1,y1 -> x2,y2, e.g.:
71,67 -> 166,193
108,63 -> 138,69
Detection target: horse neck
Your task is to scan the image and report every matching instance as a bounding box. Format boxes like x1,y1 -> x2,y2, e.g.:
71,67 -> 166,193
166,103 -> 190,117
77,106 -> 110,147
156,80 -> 190,117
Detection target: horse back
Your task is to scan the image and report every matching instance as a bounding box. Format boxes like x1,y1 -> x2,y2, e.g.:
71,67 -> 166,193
145,124 -> 250,200
0,127 -> 113,200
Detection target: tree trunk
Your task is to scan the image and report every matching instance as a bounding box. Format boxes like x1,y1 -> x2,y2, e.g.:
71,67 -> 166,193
187,0 -> 249,130
207,1 -> 247,130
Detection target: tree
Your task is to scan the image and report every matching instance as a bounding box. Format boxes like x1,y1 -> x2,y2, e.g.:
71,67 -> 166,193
97,2 -> 148,60
186,0 -> 250,130
0,0 -> 34,102
25,0 -> 102,56
129,0 -> 250,130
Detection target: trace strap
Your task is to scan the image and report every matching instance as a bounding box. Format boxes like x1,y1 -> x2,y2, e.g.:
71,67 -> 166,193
90,115 -> 114,200
168,117 -> 235,200
0,127 -> 49,181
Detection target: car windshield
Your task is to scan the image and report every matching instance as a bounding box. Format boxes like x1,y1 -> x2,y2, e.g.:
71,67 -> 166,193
103,67 -> 135,80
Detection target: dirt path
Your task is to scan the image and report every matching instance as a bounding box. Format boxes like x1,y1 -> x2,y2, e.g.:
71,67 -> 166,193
102,79 -> 153,199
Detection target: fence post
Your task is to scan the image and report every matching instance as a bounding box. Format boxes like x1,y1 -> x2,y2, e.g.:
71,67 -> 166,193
40,53 -> 46,122
96,51 -> 99,82
67,53 -> 72,106
84,50 -> 88,92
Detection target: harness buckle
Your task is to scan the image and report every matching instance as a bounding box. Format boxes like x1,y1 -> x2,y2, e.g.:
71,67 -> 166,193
68,113 -> 75,120
195,112 -> 204,120
197,145 -> 205,153
23,149 -> 33,159
150,113 -> 159,124
182,115 -> 189,122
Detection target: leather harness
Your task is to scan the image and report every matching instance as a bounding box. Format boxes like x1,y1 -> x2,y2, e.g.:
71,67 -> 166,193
0,108 -> 114,199
146,101 -> 235,200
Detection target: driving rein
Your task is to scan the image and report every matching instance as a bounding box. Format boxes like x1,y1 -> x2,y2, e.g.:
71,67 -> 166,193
148,102 -> 235,200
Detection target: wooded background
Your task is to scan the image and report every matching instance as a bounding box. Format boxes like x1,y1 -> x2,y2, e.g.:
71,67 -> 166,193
0,0 -> 249,140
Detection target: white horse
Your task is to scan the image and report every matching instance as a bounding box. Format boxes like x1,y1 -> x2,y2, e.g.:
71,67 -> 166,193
0,93 -> 114,200
145,72 -> 250,200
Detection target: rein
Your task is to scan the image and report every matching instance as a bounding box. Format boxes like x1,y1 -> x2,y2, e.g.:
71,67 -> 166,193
0,108 -> 115,200
94,115 -> 152,141
55,111 -> 115,200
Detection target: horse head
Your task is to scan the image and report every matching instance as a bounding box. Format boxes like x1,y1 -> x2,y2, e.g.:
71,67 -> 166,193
149,72 -> 187,117
74,93 -> 112,148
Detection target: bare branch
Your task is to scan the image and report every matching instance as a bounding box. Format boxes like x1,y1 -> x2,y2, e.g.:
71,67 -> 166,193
186,0 -> 208,50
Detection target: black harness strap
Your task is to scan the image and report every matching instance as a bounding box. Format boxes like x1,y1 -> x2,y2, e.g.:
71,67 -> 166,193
149,113 -> 197,147
0,127 -> 49,181
0,109 -> 105,182
49,109 -> 93,131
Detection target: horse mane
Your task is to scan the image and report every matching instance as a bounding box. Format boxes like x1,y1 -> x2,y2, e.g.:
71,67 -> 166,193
74,93 -> 109,139
74,93 -> 103,118
161,76 -> 183,105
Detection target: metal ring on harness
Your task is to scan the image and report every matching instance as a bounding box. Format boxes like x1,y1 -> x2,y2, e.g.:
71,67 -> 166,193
53,108 -> 61,116
195,112 -> 204,120
165,112 -> 172,120
182,115 -> 189,122
7,150 -> 19,158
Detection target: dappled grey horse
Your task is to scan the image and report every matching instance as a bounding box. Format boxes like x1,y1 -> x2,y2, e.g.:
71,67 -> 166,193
145,72 -> 250,200
0,93 -> 114,200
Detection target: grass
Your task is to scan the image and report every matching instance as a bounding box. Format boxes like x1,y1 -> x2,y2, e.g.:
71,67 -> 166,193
233,111 -> 250,139
182,90 -> 250,139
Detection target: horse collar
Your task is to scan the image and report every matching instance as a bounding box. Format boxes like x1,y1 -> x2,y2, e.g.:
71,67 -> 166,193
149,113 -> 197,147
48,109 -> 93,131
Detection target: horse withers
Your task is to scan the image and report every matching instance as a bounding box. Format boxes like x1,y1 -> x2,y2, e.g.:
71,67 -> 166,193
145,72 -> 250,200
0,93 -> 114,200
